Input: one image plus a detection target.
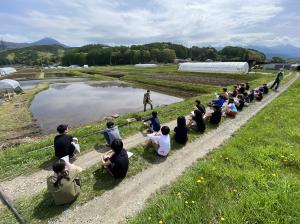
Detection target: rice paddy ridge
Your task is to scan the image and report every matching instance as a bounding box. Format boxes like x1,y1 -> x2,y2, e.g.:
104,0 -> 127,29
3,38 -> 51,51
49,73 -> 299,224
0,73 -> 294,204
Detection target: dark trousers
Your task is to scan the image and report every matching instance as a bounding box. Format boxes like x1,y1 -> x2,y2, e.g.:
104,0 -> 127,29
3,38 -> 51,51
270,80 -> 280,90
144,102 -> 153,112
103,132 -> 110,144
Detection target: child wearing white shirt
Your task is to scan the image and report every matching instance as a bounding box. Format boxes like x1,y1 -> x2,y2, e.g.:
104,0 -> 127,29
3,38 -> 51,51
147,126 -> 171,157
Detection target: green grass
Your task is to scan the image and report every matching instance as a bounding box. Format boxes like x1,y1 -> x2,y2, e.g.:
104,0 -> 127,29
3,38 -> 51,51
127,78 -> 300,224
0,83 -> 49,144
0,66 -> 279,181
0,121 -> 221,224
0,71 -> 295,223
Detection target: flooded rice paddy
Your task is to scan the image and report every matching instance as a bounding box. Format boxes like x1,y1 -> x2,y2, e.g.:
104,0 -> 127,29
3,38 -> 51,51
29,81 -> 182,133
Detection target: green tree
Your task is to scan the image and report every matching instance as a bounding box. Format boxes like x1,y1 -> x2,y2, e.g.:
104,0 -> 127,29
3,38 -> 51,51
141,50 -> 151,63
272,56 -> 285,63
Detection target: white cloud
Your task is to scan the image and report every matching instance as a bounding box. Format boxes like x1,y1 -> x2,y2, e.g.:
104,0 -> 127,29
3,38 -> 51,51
1,0 -> 299,47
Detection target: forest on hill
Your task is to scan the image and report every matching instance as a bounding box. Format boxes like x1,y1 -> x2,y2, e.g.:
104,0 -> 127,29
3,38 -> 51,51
0,42 -> 266,66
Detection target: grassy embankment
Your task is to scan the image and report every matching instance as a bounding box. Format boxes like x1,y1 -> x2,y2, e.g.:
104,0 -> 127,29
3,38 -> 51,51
0,73 -> 288,224
0,66 -> 275,181
0,83 -> 49,147
127,79 -> 300,224
78,65 -> 277,98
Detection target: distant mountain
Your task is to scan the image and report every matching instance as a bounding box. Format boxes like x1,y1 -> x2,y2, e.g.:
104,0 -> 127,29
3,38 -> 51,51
0,37 -> 68,51
31,37 -> 68,47
249,44 -> 300,59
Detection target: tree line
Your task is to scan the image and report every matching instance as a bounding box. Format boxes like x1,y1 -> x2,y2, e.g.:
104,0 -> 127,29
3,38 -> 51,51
61,43 -> 267,66
0,42 -> 267,66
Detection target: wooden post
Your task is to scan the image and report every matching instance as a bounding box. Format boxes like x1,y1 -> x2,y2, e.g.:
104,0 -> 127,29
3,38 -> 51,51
0,187 -> 26,224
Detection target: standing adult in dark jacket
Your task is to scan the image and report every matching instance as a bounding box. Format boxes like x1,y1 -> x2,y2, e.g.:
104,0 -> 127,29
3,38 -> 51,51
270,71 -> 284,90
54,124 -> 75,160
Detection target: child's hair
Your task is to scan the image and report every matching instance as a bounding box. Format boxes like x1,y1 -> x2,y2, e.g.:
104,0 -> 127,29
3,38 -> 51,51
177,116 -> 186,127
111,139 -> 123,154
228,98 -> 234,104
106,121 -> 114,128
263,83 -> 267,86
237,94 -> 243,99
161,126 -> 170,135
57,124 -> 68,134
223,87 -> 227,92
52,159 -> 69,187
147,90 -> 150,92
195,100 -> 200,105
152,111 -> 158,117
243,92 -> 248,97
219,94 -> 227,100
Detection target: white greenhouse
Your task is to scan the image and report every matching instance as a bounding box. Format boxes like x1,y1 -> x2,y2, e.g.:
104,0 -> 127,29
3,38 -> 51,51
0,79 -> 22,93
178,62 -> 249,74
134,64 -> 157,68
0,67 -> 17,76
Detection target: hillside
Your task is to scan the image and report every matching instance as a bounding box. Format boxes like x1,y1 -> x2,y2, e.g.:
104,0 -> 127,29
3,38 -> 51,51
0,37 -> 68,51
250,44 -> 300,59
0,41 -> 267,66
0,45 -> 65,65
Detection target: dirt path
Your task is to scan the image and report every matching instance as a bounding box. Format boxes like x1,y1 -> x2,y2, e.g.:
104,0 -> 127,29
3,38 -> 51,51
0,119 -> 178,201
48,74 -> 298,224
0,73 -> 295,202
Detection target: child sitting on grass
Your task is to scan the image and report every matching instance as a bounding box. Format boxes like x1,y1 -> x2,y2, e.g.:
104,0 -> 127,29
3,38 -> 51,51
144,111 -> 161,133
100,139 -> 129,179
47,159 -> 82,205
235,94 -> 245,111
204,105 -> 222,125
174,116 -> 188,144
103,121 -> 122,146
223,98 -> 238,117
263,84 -> 269,94
188,109 -> 206,133
195,100 -> 206,115
147,126 -> 171,157
254,90 -> 263,101
248,90 -> 255,102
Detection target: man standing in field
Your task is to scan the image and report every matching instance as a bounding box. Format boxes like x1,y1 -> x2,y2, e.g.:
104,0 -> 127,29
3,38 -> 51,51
143,90 -> 153,111
270,70 -> 284,90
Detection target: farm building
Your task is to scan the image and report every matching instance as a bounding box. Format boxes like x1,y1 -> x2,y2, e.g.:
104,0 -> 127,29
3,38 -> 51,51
263,63 -> 290,70
0,67 -> 17,76
291,64 -> 300,70
178,62 -> 249,74
134,64 -> 157,68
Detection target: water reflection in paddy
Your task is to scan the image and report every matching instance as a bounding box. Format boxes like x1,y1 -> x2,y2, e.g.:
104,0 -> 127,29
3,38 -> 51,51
30,82 -> 182,133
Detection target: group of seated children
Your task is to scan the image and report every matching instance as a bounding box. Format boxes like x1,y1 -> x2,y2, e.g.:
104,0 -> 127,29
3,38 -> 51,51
214,82 -> 269,118
48,82 -> 270,205
49,122 -> 128,205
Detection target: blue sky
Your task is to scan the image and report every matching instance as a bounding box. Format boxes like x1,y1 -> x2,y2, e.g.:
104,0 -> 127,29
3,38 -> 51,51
1,0 -> 299,47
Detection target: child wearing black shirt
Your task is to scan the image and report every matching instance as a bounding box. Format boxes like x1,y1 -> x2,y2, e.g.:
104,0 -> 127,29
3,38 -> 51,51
100,139 -> 129,179
174,116 -> 188,144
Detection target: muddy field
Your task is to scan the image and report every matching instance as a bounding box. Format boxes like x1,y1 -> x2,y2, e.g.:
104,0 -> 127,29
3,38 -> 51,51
148,74 -> 248,86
